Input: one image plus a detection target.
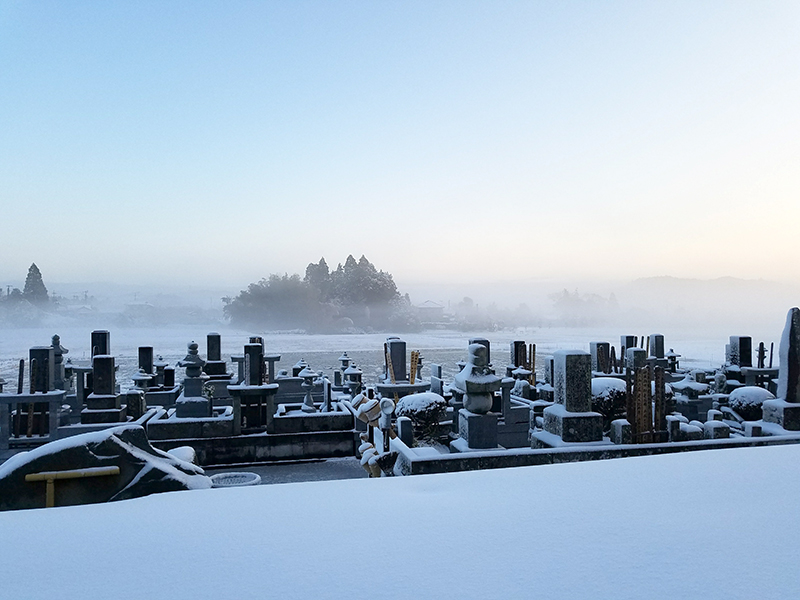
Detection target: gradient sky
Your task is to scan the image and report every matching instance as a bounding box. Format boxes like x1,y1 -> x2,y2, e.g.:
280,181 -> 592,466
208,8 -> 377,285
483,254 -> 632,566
1,1 -> 799,290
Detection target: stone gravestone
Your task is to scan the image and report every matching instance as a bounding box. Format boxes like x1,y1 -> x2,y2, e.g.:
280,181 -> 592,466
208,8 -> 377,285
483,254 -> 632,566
29,347 -> 54,393
91,330 -> 110,357
729,336 -> 753,368
175,342 -> 210,418
650,334 -> 665,359
82,355 -> 126,424
386,338 -> 408,382
510,341 -> 527,368
531,350 -> 603,447
763,308 -> 800,430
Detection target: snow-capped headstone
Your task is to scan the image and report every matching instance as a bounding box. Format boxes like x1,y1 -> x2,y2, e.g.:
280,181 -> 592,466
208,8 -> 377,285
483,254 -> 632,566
387,338 -> 407,382
510,341 -> 527,368
626,347 -> 646,370
729,336 -> 752,368
138,346 -> 154,376
91,330 -> 110,357
649,334 -> 665,359
762,308 -> 800,430
777,308 -> 800,403
621,335 -> 637,355
532,350 -> 603,447
29,346 -> 54,392
244,344 -> 264,385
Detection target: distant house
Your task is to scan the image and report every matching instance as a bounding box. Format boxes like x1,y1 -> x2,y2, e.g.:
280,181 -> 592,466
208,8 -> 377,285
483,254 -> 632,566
415,300 -> 445,323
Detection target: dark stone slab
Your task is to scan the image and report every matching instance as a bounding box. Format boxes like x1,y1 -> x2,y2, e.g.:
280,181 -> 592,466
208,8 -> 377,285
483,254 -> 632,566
458,409 -> 498,449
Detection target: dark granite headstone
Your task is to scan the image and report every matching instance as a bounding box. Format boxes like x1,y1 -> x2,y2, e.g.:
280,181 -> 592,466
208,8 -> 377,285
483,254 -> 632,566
29,346 -> 54,392
778,308 -> 800,403
244,344 -> 264,386
650,334 -> 665,359
729,336 -> 752,367
138,346 -> 154,374
91,330 -> 110,357
387,338 -> 407,382
92,355 -> 115,396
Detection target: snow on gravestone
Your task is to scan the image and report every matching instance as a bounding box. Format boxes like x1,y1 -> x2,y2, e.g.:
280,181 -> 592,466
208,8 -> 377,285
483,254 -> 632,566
763,308 -> 800,430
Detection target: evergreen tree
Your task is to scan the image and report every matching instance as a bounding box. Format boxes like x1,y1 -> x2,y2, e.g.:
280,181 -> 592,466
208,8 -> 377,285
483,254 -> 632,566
22,263 -> 48,304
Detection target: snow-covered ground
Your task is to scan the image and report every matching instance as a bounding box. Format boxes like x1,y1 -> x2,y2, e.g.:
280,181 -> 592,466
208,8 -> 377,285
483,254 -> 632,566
0,443 -> 797,599
0,324 -> 762,389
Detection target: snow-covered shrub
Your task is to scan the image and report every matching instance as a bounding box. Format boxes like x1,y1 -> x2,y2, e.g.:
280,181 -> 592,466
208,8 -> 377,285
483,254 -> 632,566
728,386 -> 775,421
395,392 -> 447,442
591,378 -> 627,433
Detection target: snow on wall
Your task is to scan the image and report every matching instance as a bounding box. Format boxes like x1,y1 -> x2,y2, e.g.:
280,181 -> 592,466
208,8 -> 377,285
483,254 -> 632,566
0,444 -> 798,599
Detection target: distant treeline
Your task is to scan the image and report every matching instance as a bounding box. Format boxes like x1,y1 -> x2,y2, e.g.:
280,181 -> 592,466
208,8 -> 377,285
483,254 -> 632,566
222,255 -> 419,332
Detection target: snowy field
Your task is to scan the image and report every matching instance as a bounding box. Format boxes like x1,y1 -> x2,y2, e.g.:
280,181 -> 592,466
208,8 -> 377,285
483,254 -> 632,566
0,323 -> 776,389
0,443 -> 798,600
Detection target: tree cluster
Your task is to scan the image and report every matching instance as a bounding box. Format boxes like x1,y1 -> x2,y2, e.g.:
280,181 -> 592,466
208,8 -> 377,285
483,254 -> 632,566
1,263 -> 49,306
223,255 -> 417,332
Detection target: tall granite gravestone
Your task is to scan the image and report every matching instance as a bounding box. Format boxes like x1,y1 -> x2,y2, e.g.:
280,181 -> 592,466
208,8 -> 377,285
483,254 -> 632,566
510,341 -> 527,368
762,308 -> 800,430
531,350 -> 603,447
203,333 -> 226,376
621,335 -> 637,354
650,334 -> 665,359
91,330 -> 110,357
82,355 -> 126,424
386,338 -> 407,382
29,347 -> 54,392
137,346 -> 155,389
450,343 -> 502,452
729,336 -> 753,368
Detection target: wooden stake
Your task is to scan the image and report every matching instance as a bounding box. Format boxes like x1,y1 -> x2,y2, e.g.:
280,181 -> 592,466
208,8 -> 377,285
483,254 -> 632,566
409,350 -> 419,384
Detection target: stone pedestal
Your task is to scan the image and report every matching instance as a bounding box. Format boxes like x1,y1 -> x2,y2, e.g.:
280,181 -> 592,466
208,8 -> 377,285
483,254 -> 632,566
762,399 -> 800,430
455,409 -> 498,449
176,394 -> 212,418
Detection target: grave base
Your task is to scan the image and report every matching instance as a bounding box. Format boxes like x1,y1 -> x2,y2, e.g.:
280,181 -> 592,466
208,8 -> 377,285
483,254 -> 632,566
81,406 -> 127,424
458,409 -> 497,449
175,395 -> 212,418
762,399 -> 800,431
542,404 -> 603,443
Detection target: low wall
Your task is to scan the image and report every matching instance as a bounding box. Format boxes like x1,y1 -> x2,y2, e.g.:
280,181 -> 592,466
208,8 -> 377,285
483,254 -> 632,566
388,430 -> 800,476
152,429 -> 358,466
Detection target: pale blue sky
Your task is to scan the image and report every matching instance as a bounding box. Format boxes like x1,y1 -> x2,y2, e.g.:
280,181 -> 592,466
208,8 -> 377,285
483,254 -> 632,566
1,1 -> 798,290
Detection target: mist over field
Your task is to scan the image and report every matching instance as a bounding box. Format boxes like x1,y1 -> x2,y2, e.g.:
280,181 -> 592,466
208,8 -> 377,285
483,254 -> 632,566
2,274 -> 794,329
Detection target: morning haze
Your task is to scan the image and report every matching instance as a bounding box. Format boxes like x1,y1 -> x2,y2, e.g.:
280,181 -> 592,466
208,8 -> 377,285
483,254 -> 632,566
1,2 -> 798,334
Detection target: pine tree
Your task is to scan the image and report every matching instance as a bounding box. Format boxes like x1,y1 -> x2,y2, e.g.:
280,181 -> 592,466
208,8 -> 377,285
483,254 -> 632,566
23,263 -> 48,304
